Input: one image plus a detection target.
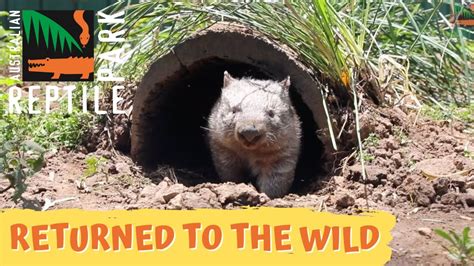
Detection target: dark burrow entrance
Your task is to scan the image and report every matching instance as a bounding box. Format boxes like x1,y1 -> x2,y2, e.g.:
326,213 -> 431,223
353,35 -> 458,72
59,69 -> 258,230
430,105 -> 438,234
131,23 -> 334,195
132,58 -> 325,193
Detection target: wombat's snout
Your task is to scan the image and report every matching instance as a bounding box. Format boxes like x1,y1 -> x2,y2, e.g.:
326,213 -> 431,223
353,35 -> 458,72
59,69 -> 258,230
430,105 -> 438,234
237,125 -> 264,146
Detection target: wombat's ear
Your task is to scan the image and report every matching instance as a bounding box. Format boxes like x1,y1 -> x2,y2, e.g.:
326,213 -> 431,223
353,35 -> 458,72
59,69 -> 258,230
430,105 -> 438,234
279,76 -> 291,90
223,71 -> 235,88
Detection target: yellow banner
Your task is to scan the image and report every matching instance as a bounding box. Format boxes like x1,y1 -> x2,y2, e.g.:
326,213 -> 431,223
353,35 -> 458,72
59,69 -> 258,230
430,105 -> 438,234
0,208 -> 395,265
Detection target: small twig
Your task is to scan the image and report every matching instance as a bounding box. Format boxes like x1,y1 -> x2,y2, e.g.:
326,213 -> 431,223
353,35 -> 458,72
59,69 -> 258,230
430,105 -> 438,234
41,197 -> 77,211
320,85 -> 338,151
318,197 -> 328,212
421,218 -> 442,223
169,168 -> 178,184
421,168 -> 473,180
0,184 -> 13,194
337,112 -> 349,139
318,198 -> 325,212
341,151 -> 356,177
413,107 -> 421,127
351,71 -> 369,210
460,197 -> 469,210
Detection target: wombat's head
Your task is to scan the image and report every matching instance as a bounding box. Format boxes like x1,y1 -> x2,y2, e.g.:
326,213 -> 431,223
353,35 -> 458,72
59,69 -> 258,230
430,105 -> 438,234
212,71 -> 295,150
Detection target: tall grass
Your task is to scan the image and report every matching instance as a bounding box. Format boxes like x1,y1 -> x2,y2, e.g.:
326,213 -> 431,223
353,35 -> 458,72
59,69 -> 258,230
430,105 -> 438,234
97,0 -> 472,106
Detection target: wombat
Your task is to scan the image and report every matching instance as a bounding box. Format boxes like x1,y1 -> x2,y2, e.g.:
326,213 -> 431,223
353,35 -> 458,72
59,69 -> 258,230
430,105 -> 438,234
207,71 -> 302,198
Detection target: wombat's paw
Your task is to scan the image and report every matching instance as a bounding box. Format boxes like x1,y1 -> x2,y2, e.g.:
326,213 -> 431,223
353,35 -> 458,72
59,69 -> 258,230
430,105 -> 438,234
257,175 -> 293,199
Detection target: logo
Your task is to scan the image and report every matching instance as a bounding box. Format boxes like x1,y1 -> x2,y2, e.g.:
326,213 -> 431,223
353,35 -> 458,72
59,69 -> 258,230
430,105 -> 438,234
22,10 -> 94,81
450,2 -> 474,26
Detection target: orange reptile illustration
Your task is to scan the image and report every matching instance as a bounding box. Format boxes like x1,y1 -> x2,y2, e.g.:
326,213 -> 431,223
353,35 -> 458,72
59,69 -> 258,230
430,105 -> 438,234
28,56 -> 93,80
73,10 -> 90,48
26,10 -> 93,80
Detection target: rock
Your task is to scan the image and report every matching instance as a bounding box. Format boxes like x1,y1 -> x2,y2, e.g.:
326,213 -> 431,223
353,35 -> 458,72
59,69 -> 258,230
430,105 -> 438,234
372,192 -> 382,202
335,194 -> 355,209
466,181 -> 474,190
333,176 -> 346,187
463,189 -> 474,207
349,165 -> 388,186
348,165 -> 363,180
264,198 -> 292,208
156,179 -> 170,192
179,192 -> 220,209
432,177 -> 450,196
194,188 -> 221,208
77,146 -> 88,154
373,157 -> 389,168
140,184 -> 157,198
400,176 -> 435,207
153,195 -> 166,205
440,192 -> 458,205
466,188 -> 474,196
451,177 -> 466,191
355,184 -> 372,198
151,179 -> 170,204
126,204 -> 139,210
374,149 -> 389,158
96,149 -> 112,159
454,145 -> 464,152
213,183 -> 269,206
408,151 -> 424,163
416,195 -> 431,207
366,165 -> 388,186
166,194 -> 183,210
162,184 -> 186,202
392,153 -> 402,168
354,198 -> 376,209
380,137 -> 400,151
114,162 -> 133,176
75,152 -> 86,160
417,227 -> 432,236
438,135 -> 455,144
162,177 -> 174,186
136,183 -> 167,205
388,174 -> 403,187
430,203 -> 448,212
416,157 -> 459,181
108,164 -> 118,175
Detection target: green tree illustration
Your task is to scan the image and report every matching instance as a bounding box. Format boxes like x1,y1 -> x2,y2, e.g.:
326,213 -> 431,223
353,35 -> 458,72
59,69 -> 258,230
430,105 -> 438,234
22,10 -> 82,53
453,3 -> 474,19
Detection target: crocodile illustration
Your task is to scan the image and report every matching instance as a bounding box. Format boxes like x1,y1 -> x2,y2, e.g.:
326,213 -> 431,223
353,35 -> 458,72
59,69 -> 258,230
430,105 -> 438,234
27,56 -> 94,80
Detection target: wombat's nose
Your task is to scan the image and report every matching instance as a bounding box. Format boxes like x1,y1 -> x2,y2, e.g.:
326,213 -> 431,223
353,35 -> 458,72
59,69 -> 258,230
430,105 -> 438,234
238,126 -> 263,143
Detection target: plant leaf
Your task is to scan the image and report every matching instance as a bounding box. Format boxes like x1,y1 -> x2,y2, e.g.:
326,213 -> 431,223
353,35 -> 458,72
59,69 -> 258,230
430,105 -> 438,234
435,229 -> 457,246
450,230 -> 463,246
462,227 -> 470,246
31,155 -> 44,173
21,140 -> 45,153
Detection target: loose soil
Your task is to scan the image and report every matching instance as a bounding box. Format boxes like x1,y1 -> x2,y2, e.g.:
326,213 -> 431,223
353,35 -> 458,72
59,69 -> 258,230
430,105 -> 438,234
1,102 -> 473,265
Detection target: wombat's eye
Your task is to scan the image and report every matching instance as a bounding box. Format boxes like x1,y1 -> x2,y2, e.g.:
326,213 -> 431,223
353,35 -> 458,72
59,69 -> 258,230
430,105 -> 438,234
267,110 -> 275,118
231,106 -> 241,114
